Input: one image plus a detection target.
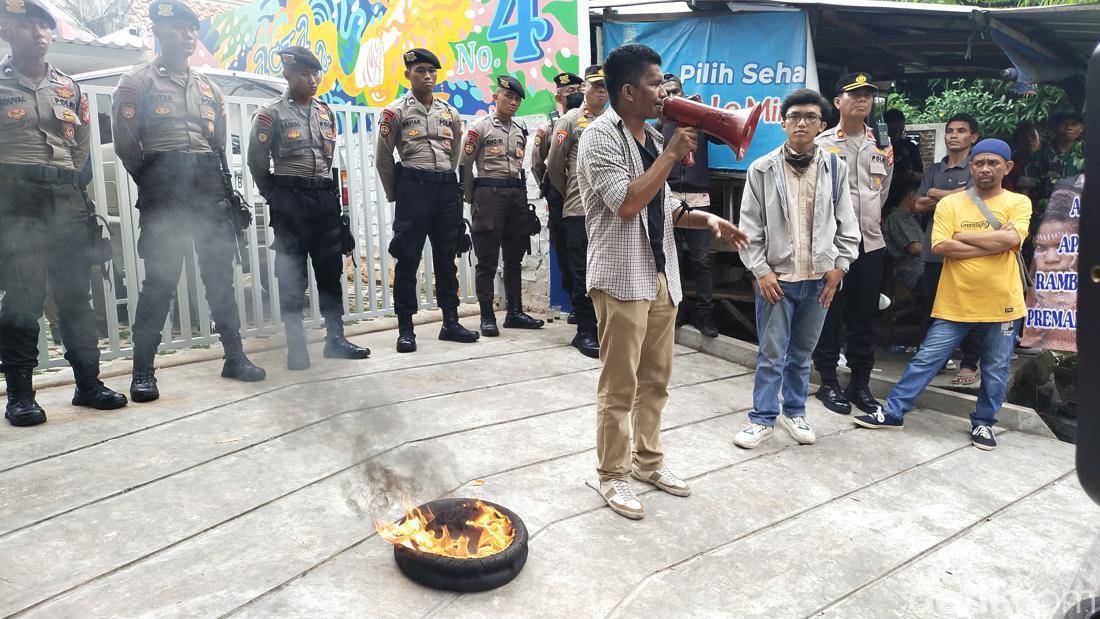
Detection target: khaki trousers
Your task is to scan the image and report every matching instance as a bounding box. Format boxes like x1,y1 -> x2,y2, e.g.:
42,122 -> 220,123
591,274 -> 677,482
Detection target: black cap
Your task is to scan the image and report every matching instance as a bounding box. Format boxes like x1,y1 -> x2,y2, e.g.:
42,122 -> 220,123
553,72 -> 583,89
495,75 -> 525,100
149,1 -> 200,28
403,48 -> 441,69
279,46 -> 322,72
0,0 -> 56,28
661,72 -> 682,84
835,72 -> 878,95
584,64 -> 604,83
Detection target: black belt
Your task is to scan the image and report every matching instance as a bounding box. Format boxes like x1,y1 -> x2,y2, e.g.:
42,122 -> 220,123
398,166 -> 456,184
0,163 -> 78,184
143,151 -> 220,168
474,177 -> 525,189
272,175 -> 336,190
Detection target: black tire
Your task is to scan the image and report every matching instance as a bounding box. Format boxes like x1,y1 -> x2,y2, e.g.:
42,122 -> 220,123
393,498 -> 528,592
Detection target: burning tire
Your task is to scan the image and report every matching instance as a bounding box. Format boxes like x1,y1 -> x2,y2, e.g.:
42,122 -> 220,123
386,498 -> 529,592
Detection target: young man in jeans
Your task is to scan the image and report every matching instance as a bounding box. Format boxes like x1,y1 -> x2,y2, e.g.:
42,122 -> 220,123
733,89 -> 861,449
854,139 -> 1031,450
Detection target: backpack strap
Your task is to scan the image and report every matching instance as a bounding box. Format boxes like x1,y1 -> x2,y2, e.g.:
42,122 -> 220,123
965,188 -> 1032,292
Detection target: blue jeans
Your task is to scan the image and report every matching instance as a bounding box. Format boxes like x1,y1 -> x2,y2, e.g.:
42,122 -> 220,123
884,319 -> 1020,427
750,279 -> 830,426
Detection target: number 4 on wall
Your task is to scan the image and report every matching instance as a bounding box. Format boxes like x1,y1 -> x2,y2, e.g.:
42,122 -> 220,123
487,0 -> 553,64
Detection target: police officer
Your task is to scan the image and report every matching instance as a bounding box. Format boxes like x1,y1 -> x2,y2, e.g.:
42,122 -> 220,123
459,75 -> 544,336
545,65 -> 607,358
0,0 -> 128,426
376,48 -> 478,353
113,0 -> 266,402
531,72 -> 584,325
814,72 -> 894,415
247,46 -> 370,370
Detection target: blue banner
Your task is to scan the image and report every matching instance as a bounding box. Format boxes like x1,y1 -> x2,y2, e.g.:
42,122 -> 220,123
603,13 -> 809,170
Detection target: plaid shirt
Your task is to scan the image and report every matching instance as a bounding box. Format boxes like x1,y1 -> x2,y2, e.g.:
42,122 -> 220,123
577,106 -> 683,304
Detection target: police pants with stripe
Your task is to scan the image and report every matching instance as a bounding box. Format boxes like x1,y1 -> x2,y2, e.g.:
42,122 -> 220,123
130,165 -> 242,352
270,186 -> 344,322
472,186 -> 528,303
389,177 -> 461,316
0,180 -> 100,371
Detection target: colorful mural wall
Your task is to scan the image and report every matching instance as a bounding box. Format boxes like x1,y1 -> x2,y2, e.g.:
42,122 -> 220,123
201,0 -> 582,115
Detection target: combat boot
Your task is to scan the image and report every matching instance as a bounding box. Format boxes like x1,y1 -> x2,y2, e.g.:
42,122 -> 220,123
4,368 -> 46,427
129,343 -> 160,403
439,306 -> 479,343
220,334 -> 267,382
396,313 -> 417,353
71,359 -> 127,410
479,300 -> 499,337
694,307 -> 719,338
571,320 -> 600,359
285,317 -> 310,370
503,295 -> 544,330
323,319 -> 370,360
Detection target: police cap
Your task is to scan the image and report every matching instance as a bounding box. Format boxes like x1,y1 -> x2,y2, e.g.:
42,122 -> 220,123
0,0 -> 56,28
279,46 -> 322,72
149,1 -> 200,29
835,72 -> 878,95
584,64 -> 604,84
553,72 -> 583,89
403,48 -> 441,69
495,75 -> 525,100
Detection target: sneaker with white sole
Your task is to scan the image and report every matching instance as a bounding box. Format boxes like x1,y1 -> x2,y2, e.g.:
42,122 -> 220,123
630,465 -> 691,497
733,422 -> 774,449
853,407 -> 905,430
971,425 -> 997,450
598,478 -> 644,520
779,415 -> 816,445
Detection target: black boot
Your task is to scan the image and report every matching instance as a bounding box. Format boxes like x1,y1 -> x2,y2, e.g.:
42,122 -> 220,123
571,321 -> 599,359
285,317 -> 310,370
71,360 -> 127,410
130,343 -> 160,403
694,307 -> 718,338
567,311 -> 577,325
503,296 -> 544,330
439,306 -> 479,343
4,368 -> 46,427
479,300 -> 499,337
220,334 -> 267,382
323,319 -> 370,360
845,380 -> 882,415
396,313 -> 417,353
815,377 -> 851,415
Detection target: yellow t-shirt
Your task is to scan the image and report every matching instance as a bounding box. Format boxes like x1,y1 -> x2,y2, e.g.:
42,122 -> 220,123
931,190 -> 1032,322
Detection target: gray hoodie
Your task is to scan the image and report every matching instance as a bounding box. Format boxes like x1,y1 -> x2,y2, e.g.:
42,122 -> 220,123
738,145 -> 861,280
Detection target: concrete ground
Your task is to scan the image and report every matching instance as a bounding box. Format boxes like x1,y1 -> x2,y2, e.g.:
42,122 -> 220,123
1,317 -> 1097,618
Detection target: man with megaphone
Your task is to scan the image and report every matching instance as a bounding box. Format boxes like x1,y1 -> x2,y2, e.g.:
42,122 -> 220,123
576,44 -> 751,521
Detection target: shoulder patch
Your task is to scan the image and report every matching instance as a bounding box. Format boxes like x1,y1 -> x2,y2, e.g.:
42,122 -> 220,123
80,95 -> 90,124
466,129 -> 481,142
256,112 -> 273,128
555,129 -> 567,145
115,84 -> 140,103
381,108 -> 397,122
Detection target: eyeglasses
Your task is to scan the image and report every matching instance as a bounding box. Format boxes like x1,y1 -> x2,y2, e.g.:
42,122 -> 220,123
785,113 -> 822,124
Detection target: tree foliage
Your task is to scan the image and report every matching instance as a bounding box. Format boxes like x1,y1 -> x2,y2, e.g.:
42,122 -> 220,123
889,79 -> 1071,138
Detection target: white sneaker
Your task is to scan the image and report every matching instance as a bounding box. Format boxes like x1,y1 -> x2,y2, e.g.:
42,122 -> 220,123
598,479 -> 644,520
733,422 -> 774,449
631,465 -> 691,497
779,415 -> 816,445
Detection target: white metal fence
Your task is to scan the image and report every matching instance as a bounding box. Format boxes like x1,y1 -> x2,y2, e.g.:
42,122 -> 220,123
34,88 -> 479,368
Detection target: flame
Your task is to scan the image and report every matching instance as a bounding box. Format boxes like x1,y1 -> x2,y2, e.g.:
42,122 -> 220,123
376,499 -> 515,559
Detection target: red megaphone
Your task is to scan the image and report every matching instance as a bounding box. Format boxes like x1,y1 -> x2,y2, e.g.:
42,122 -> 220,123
662,96 -> 765,167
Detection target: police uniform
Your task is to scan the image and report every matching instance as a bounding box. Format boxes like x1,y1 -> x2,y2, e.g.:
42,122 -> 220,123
0,0 -> 128,426
812,72 -> 894,409
459,75 -> 543,336
247,46 -> 369,370
114,0 -> 266,403
375,48 -> 478,352
545,66 -> 603,357
532,72 -> 583,316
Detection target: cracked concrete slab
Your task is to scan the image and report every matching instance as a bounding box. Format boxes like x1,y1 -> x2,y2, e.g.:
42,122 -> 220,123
1,320 -> 1094,618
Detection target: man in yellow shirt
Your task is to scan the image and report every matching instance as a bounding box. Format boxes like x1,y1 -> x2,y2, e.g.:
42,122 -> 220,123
853,139 -> 1031,450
